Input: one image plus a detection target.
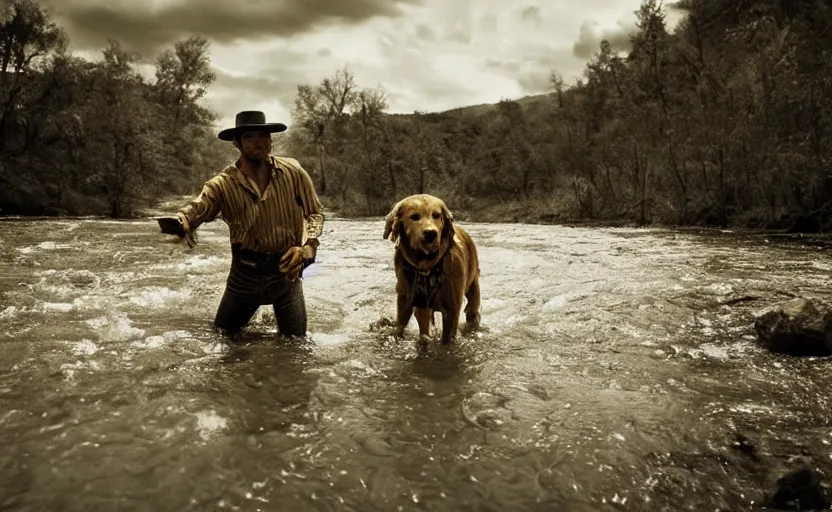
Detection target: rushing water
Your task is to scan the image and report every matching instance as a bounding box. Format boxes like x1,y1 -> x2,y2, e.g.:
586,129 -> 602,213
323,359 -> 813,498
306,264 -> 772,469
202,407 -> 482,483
1,209 -> 831,511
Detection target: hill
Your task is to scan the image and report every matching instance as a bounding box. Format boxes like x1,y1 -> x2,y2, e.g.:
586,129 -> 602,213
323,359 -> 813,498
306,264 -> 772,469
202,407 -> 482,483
287,0 -> 832,232
384,93 -> 554,121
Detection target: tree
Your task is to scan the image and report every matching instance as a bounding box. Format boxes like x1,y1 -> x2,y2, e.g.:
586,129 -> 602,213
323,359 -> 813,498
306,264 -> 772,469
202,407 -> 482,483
292,83 -> 331,193
0,0 -> 66,158
154,35 -> 215,126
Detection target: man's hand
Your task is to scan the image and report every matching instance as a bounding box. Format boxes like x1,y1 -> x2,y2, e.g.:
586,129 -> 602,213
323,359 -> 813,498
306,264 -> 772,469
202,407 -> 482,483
279,246 -> 304,276
157,217 -> 198,248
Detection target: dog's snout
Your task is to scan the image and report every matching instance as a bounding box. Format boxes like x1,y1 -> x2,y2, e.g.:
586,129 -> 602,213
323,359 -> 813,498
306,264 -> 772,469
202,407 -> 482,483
423,230 -> 438,242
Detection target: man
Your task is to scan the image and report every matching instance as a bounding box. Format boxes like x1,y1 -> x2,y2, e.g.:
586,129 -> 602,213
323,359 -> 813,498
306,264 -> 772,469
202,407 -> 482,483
159,111 -> 324,337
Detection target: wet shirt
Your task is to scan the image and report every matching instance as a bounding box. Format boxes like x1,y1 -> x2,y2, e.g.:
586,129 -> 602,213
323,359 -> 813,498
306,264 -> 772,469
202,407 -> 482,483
176,155 -> 324,253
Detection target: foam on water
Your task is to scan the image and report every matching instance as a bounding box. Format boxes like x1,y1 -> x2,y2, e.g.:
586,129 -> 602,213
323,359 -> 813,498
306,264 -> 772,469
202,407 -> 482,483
704,282 -> 734,295
194,410 -> 228,441
0,305 -> 23,319
167,255 -> 226,273
128,286 -> 191,308
60,360 -> 102,382
70,339 -> 100,357
18,241 -> 72,254
310,332 -> 352,347
131,329 -> 196,350
39,302 -> 74,313
85,312 -> 146,343
132,335 -> 168,349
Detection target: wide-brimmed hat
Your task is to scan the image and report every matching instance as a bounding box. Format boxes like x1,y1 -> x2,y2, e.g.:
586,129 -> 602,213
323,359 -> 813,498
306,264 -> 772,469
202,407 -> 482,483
217,111 -> 288,141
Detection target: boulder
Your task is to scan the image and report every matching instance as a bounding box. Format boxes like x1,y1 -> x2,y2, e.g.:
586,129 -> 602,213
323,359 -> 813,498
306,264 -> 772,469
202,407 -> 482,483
767,468 -> 831,510
754,298 -> 832,356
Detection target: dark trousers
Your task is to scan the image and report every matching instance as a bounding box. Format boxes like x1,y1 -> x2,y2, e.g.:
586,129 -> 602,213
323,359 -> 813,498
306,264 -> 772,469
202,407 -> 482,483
213,254 -> 308,337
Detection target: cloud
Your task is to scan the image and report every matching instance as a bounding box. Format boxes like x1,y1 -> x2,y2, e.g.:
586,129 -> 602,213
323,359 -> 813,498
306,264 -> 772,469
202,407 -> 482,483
200,44 -> 326,130
462,3 -> 591,95
445,29 -> 472,45
207,68 -> 299,119
43,0 -> 422,56
439,8 -> 473,46
370,24 -> 496,112
476,13 -> 499,35
482,45 -> 576,96
520,6 -> 543,25
572,18 -> 639,60
52,0 -> 674,126
414,24 -> 436,42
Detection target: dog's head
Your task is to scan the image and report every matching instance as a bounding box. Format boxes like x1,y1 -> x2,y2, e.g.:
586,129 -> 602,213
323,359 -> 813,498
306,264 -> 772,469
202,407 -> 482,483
383,194 -> 454,256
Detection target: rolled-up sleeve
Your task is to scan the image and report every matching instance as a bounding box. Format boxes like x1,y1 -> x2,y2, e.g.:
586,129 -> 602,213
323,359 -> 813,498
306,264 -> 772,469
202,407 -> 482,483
176,179 -> 223,248
290,159 -> 325,242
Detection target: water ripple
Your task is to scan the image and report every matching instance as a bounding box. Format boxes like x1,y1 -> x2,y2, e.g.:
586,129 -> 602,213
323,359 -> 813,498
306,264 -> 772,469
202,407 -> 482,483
0,218 -> 830,511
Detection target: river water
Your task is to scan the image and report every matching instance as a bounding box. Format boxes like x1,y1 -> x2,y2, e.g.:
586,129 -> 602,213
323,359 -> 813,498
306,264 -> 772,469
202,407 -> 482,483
1,209 -> 831,511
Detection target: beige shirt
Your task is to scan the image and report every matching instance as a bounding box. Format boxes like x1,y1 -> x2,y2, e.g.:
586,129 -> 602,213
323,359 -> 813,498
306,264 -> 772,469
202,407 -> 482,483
176,155 -> 324,253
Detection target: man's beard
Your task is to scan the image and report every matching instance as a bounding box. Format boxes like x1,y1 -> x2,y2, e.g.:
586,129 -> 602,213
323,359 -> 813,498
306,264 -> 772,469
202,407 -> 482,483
242,152 -> 266,167
243,155 -> 265,167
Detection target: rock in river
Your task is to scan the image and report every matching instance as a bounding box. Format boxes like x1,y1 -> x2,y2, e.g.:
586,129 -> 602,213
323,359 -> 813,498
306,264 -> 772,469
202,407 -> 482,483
754,298 -> 832,356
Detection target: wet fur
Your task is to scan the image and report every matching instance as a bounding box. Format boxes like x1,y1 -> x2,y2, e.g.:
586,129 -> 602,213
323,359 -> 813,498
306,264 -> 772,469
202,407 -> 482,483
383,194 -> 481,344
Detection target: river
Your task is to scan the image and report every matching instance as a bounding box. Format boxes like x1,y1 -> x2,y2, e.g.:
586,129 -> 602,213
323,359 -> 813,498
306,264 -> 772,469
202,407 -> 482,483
1,210 -> 831,511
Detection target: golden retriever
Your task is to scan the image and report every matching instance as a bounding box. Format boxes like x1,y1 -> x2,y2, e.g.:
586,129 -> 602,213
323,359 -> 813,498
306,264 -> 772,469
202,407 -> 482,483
383,194 -> 480,344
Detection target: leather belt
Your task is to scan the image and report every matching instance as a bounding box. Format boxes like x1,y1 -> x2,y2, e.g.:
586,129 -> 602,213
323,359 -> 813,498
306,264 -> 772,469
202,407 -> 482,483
232,244 -> 285,273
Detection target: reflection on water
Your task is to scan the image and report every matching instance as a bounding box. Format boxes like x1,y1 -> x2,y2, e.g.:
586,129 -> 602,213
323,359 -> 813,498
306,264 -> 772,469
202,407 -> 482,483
1,216 -> 831,511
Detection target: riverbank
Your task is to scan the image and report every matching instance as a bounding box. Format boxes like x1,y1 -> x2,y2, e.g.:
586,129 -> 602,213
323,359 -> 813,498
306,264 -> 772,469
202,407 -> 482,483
322,196 -> 832,242
322,196 -> 799,229
4,195 -> 830,251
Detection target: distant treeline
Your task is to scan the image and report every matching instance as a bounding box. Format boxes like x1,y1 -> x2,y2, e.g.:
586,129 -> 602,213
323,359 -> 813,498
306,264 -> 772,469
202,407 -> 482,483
287,0 -> 832,229
2,0 -> 831,230
0,0 -> 232,217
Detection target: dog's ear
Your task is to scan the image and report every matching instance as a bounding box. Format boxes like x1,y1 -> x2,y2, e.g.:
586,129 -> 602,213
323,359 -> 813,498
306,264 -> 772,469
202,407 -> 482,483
441,202 -> 455,248
383,200 -> 403,242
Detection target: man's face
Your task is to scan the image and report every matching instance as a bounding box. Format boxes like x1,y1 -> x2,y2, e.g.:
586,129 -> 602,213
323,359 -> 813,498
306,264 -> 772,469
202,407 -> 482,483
237,130 -> 271,161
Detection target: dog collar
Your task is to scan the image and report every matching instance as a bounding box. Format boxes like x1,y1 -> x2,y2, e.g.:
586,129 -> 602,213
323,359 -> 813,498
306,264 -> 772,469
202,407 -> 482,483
401,254 -> 446,309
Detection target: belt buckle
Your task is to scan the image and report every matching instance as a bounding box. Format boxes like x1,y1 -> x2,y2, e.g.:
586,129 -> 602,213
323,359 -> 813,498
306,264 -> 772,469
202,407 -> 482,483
240,258 -> 258,268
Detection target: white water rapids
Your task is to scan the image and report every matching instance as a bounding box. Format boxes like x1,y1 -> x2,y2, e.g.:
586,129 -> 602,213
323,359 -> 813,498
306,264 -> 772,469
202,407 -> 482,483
1,213 -> 831,511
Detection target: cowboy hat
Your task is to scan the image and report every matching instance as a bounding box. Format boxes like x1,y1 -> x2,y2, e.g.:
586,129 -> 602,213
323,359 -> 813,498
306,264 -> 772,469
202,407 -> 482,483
217,110 -> 288,141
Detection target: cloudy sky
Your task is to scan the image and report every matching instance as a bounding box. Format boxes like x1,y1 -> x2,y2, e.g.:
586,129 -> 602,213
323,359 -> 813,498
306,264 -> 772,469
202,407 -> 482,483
43,0 -> 683,131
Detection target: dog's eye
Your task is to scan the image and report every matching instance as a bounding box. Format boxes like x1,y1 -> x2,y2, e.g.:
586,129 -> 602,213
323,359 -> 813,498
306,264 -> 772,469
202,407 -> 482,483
432,212 -> 441,219
410,214 -> 421,221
